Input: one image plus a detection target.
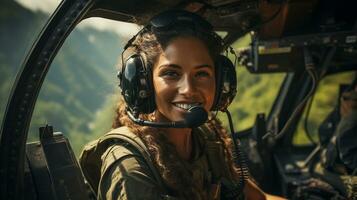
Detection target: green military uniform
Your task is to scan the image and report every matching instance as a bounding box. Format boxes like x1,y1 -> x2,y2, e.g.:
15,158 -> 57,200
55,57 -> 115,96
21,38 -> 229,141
98,144 -> 165,199
80,125 -> 242,200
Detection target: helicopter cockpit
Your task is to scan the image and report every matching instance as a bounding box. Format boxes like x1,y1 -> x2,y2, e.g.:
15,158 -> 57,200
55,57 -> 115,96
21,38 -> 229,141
0,0 -> 356,199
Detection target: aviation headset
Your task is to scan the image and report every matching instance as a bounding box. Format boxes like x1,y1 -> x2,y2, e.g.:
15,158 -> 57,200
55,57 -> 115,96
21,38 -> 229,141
118,10 -> 237,116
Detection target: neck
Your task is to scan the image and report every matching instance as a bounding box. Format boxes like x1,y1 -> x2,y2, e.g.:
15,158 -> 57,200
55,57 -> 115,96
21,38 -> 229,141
165,127 -> 192,160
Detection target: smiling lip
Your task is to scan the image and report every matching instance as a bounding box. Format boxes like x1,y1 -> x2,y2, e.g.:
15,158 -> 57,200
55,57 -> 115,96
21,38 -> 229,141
172,102 -> 203,110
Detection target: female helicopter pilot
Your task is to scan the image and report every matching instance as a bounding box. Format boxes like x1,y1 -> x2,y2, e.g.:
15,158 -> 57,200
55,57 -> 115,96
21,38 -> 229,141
80,9 -> 285,200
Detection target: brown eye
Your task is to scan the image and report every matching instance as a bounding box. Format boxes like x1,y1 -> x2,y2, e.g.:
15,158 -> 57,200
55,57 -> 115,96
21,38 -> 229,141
196,70 -> 211,78
160,70 -> 180,79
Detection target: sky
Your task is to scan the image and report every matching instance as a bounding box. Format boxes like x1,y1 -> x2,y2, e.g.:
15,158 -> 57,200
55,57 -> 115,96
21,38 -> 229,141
15,0 -> 141,38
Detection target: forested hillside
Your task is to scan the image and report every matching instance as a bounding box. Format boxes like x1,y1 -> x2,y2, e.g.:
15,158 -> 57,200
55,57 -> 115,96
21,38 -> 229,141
0,1 -> 122,154
0,1 -> 47,113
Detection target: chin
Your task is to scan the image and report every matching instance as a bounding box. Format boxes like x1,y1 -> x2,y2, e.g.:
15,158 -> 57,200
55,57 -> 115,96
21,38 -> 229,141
166,113 -> 186,122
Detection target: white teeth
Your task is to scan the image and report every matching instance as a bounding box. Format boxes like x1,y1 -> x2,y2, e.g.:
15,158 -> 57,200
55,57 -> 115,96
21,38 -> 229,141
174,103 -> 201,110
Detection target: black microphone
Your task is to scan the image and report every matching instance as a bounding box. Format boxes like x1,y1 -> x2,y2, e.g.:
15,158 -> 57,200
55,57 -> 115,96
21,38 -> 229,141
127,106 -> 208,128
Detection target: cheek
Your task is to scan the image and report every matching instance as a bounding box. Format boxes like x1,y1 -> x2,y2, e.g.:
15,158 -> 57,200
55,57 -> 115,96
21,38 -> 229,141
153,78 -> 173,106
201,80 -> 216,110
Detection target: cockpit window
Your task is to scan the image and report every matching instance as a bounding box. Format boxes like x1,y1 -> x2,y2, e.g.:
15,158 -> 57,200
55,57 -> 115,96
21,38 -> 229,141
219,34 -> 286,132
293,71 -> 355,146
27,18 -> 139,155
0,0 -> 60,129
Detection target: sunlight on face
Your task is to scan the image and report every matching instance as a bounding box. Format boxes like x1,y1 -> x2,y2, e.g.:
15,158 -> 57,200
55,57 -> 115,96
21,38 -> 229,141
152,37 -> 216,122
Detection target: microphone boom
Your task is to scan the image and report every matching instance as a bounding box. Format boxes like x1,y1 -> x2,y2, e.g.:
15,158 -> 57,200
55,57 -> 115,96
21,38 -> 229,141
127,106 -> 208,128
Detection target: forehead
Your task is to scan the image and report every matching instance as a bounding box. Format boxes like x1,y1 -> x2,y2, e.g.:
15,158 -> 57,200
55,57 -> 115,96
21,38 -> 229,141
164,36 -> 207,51
158,36 -> 214,65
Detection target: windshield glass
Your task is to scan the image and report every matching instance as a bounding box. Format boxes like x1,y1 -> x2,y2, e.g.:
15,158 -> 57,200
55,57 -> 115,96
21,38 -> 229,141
293,71 -> 355,145
0,0 -> 60,127
27,17 -> 139,155
220,34 -> 286,132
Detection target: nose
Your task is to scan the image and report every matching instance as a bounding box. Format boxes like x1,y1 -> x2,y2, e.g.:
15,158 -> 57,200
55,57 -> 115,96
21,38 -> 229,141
178,75 -> 197,96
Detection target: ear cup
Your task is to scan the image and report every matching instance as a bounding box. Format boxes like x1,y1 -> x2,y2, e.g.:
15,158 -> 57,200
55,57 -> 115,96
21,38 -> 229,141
212,55 -> 237,111
119,54 -> 156,114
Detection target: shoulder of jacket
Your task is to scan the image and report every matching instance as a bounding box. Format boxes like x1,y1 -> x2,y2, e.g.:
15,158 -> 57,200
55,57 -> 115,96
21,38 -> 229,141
100,143 -> 144,176
79,126 -> 146,192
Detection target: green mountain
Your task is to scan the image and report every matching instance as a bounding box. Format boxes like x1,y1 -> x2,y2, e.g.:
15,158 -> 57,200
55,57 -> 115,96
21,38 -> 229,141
0,1 -> 122,154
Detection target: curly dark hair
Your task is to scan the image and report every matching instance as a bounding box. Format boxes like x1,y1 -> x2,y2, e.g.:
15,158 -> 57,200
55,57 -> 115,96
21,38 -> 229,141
113,19 -> 241,199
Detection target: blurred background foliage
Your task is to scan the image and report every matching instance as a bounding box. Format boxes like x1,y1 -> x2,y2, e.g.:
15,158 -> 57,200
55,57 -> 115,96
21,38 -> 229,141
1,1 -> 348,156
293,72 -> 354,145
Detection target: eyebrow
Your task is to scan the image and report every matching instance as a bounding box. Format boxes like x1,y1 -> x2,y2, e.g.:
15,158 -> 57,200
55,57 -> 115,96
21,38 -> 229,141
159,64 -> 213,69
159,64 -> 181,69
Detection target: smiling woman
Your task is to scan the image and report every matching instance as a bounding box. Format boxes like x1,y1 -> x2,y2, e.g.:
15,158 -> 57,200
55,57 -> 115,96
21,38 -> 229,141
153,37 -> 216,124
79,9 -> 284,200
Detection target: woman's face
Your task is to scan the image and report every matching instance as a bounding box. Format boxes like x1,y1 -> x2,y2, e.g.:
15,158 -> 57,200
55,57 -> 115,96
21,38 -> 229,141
152,37 -> 216,122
